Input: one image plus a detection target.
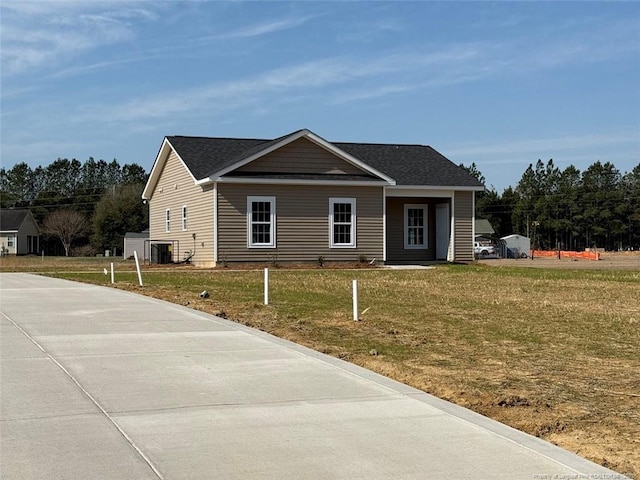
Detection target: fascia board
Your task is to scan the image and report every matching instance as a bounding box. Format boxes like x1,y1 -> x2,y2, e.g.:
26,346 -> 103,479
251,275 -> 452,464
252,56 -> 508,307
142,138 -> 198,200
388,185 -> 484,192
214,177 -> 390,187
142,138 -> 171,200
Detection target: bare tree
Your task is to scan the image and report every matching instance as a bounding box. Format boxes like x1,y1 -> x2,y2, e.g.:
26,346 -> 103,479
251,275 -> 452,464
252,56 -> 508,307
43,210 -> 88,256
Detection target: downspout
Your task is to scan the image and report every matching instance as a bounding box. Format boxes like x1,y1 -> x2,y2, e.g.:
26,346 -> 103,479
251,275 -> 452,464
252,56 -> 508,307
213,182 -> 218,265
449,192 -> 456,262
382,187 -> 387,263
472,190 -> 476,260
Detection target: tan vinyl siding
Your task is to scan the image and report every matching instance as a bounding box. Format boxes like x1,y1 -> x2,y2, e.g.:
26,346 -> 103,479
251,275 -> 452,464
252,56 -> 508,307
148,151 -> 214,266
236,138 -> 365,175
453,191 -> 474,262
217,184 -> 383,263
385,197 -> 436,263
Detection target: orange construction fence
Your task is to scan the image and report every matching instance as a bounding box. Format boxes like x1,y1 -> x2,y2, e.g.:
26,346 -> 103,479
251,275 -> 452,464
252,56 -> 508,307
530,250 -> 600,261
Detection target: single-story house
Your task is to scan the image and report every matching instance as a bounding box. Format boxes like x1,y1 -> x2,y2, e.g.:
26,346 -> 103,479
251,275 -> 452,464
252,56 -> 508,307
0,208 -> 40,255
142,129 -> 484,267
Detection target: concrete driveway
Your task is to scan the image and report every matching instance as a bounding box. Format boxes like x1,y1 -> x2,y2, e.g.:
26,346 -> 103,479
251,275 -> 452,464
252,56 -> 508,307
0,273 -> 626,479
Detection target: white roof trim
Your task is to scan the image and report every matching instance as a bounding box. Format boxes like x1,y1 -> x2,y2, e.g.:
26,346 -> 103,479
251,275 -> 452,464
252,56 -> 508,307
212,176 -> 390,187
142,138 -> 197,200
303,131 -> 396,185
387,185 -> 484,192
206,129 -> 397,186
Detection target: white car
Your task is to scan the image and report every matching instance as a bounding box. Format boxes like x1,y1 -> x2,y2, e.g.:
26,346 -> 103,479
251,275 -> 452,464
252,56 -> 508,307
474,242 -> 495,257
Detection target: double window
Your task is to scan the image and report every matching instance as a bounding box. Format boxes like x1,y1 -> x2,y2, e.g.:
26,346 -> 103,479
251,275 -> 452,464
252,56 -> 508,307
329,198 -> 356,248
165,209 -> 171,233
247,196 -> 276,248
244,196 -> 356,249
404,204 -> 427,249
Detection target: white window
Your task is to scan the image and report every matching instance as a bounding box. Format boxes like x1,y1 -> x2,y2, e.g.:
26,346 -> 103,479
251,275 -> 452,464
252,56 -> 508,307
247,196 -> 276,248
165,209 -> 171,233
329,198 -> 356,248
182,205 -> 188,231
404,204 -> 427,249
7,236 -> 14,247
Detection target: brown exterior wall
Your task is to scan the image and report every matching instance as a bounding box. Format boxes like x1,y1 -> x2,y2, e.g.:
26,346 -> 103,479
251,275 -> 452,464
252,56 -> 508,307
236,138 -> 365,175
148,151 -> 215,266
454,191 -> 474,262
217,184 -> 383,263
385,197 -> 439,263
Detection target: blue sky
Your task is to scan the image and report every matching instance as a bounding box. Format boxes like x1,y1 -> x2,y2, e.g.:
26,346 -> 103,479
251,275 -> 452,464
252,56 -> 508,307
2,1 -> 639,191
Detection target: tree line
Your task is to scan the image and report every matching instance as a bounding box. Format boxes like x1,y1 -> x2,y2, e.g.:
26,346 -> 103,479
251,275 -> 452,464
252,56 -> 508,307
1,158 -> 149,256
463,159 -> 640,251
2,155 -> 638,256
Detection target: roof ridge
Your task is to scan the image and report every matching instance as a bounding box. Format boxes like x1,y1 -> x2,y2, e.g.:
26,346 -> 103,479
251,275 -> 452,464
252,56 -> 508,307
166,135 -> 433,150
168,135 -> 271,142
334,140 -> 433,148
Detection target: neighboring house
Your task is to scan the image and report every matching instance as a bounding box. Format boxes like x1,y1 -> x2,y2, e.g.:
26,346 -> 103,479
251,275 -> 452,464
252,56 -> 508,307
0,208 -> 40,255
475,218 -> 495,238
142,129 -> 484,267
123,230 -> 149,260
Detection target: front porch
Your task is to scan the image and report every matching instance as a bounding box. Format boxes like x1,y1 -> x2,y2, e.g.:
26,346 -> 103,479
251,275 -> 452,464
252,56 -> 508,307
384,187 -> 475,264
385,196 -> 452,264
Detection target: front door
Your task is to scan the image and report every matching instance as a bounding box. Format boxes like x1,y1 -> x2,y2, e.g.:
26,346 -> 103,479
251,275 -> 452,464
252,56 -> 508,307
436,203 -> 450,260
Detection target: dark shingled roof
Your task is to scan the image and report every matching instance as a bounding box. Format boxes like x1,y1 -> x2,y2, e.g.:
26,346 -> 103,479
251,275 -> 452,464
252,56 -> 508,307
335,142 -> 483,187
166,136 -> 268,180
0,209 -> 31,231
165,132 -> 483,188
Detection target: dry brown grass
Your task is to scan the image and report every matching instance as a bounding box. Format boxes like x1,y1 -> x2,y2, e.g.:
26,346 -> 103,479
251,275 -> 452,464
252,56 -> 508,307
3,255 -> 638,478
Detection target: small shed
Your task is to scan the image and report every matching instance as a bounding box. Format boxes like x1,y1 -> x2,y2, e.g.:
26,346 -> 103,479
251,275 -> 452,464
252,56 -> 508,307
501,234 -> 530,258
124,230 -> 149,260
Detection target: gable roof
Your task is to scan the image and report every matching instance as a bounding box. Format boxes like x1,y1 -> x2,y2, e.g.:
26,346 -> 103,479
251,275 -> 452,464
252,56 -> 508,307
475,218 -> 495,236
143,129 -> 483,199
0,209 -> 37,232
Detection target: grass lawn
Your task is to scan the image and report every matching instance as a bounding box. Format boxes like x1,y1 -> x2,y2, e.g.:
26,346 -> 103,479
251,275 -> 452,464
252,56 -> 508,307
2,256 -> 638,477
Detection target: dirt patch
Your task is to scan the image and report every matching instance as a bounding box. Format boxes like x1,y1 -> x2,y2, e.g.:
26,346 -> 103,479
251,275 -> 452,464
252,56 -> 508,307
479,251 -> 640,270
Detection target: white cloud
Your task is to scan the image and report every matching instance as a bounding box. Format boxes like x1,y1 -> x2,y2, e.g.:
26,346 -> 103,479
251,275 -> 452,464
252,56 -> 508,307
215,15 -> 318,40
329,84 -> 413,105
447,131 -> 640,159
84,42 -> 494,123
0,1 -> 159,75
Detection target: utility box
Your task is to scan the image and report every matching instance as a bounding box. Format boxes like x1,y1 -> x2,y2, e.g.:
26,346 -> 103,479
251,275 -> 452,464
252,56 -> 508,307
501,234 -> 531,258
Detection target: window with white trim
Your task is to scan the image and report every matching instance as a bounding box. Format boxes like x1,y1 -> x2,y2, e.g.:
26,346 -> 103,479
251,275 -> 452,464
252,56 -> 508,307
165,209 -> 171,233
7,236 -> 14,247
182,205 -> 188,231
247,196 -> 276,248
329,198 -> 356,248
404,204 -> 427,249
